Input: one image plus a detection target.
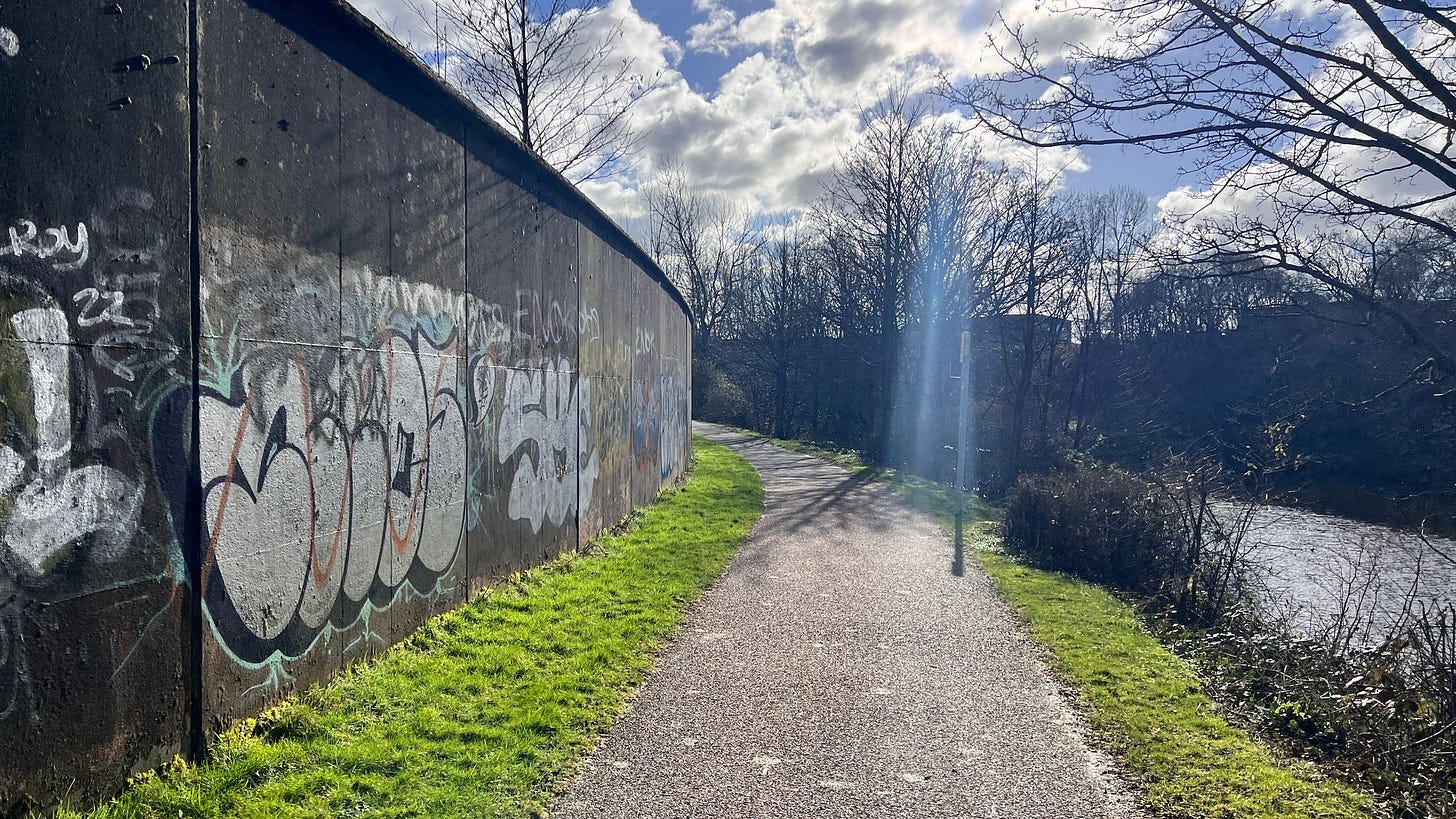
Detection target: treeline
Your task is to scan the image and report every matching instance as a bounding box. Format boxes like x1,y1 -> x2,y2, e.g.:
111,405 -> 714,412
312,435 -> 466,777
648,96 -> 1456,515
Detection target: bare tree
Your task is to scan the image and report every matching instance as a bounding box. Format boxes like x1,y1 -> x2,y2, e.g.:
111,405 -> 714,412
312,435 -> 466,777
412,0 -> 656,181
1175,222 -> 1456,375
896,134 -> 1025,476
816,92 -> 938,460
1336,220 -> 1456,301
953,0 -> 1456,236
739,230 -> 825,438
644,163 -> 762,358
998,172 -> 1080,488
916,134 -> 1024,323
947,0 -> 1456,373
1062,186 -> 1152,448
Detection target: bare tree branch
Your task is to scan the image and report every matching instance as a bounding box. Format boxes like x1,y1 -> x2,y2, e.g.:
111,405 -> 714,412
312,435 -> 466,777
408,0 -> 660,182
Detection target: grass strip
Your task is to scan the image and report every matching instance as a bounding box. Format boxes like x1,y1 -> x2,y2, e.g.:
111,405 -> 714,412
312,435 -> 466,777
976,552 -> 1373,819
67,435 -> 763,819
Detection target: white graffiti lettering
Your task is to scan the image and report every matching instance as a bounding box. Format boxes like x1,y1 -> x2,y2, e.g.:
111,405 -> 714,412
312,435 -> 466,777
88,192 -> 180,391
635,328 -> 655,355
513,289 -> 571,344
73,288 -> 135,328
0,308 -> 142,573
578,307 -> 601,341
493,357 -> 597,532
6,220 -> 89,271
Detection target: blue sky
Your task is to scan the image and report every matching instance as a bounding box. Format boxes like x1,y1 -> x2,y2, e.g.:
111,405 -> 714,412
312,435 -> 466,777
630,1 -> 1189,198
354,0 -> 1195,224
632,1 -> 757,94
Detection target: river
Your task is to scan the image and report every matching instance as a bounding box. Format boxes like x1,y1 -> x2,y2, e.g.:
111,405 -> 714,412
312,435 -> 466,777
1229,503 -> 1456,643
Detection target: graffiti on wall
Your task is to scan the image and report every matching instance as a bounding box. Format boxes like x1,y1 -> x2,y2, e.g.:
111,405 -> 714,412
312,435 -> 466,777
0,191 -> 186,725
200,228 -> 480,666
631,369 -> 687,482
5,220 -> 88,269
0,213 -> 686,731
484,357 -> 597,532
1,306 -> 142,573
2,1 -> 693,806
199,332 -> 471,663
197,227 -> 635,676
657,367 -> 686,481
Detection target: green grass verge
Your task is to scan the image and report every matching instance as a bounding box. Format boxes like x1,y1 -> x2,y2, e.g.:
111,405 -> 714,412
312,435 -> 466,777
66,436 -> 763,819
976,552 -> 1373,819
720,424 -> 1373,818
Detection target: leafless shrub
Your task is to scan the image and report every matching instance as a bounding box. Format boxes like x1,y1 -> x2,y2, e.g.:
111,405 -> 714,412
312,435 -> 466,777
1148,452 -> 1261,625
1002,451 -> 1260,623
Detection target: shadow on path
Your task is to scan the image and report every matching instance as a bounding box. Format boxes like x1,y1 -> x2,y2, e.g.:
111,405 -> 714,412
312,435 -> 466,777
551,423 -> 1147,819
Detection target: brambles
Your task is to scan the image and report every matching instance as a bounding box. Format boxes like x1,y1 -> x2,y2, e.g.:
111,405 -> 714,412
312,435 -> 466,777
1171,607 -> 1456,818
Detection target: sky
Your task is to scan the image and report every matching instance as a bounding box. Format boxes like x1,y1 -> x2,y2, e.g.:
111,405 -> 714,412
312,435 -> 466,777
350,0 -> 1196,228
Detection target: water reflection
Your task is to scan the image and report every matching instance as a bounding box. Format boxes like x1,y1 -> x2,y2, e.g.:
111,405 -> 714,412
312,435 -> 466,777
1226,503 -> 1456,642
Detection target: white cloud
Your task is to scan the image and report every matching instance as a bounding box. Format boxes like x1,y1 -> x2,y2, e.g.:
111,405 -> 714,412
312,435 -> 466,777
350,0 -> 439,51
986,0 -> 1130,67
688,0 -> 993,100
346,0 -> 1107,227
618,0 -> 1094,223
578,174 -> 651,226
686,0 -> 741,54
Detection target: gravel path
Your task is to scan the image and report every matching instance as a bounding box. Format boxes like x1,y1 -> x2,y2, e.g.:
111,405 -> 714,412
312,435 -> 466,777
551,423 -> 1147,819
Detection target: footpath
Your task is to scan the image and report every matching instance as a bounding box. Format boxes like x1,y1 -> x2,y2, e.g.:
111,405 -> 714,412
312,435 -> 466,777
552,423 -> 1147,818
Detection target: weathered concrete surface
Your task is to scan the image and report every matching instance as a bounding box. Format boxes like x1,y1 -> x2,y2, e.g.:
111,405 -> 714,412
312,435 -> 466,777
0,0 -> 688,810
554,423 -> 1147,819
0,1 -> 195,806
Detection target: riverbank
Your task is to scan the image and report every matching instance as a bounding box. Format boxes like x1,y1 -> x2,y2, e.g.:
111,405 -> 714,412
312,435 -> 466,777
980,551 -> 1370,818
62,436 -> 764,819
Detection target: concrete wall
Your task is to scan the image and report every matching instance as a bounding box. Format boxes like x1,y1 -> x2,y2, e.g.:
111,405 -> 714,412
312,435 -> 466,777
0,1 -> 691,811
